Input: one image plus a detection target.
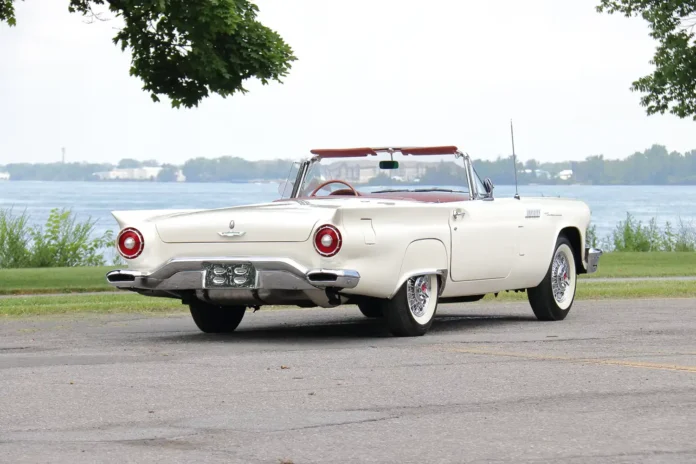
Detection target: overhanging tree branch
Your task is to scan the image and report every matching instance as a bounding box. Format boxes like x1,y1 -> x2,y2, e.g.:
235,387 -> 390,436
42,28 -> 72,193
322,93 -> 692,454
1,0 -> 296,108
597,0 -> 696,120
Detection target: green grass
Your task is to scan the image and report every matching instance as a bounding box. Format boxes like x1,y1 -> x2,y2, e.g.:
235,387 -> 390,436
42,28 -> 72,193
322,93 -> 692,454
0,266 -> 118,295
580,252 -> 696,279
0,293 -> 184,317
486,279 -> 696,302
1,280 -> 695,317
0,251 -> 694,298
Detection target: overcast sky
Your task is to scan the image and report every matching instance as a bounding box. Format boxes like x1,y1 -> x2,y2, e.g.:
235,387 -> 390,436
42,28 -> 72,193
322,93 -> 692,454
1,0 -> 695,165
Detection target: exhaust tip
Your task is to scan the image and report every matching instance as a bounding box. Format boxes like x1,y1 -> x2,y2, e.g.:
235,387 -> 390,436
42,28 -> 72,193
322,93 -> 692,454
307,272 -> 338,282
106,272 -> 136,283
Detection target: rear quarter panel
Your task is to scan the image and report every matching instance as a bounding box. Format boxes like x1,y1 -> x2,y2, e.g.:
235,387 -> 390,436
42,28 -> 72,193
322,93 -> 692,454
332,202 -> 453,298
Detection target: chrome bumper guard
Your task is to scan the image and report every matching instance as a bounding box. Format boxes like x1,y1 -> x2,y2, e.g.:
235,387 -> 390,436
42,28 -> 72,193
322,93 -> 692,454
585,247 -> 603,274
105,257 -> 360,292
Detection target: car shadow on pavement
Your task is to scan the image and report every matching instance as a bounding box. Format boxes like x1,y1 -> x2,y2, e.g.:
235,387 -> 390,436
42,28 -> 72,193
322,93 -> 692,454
147,313 -> 537,344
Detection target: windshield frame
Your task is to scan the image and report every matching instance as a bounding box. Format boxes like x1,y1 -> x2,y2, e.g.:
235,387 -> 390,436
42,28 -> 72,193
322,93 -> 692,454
289,150 -> 487,200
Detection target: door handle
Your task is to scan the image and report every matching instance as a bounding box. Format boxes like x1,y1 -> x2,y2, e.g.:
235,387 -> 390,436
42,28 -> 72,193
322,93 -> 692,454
452,210 -> 465,219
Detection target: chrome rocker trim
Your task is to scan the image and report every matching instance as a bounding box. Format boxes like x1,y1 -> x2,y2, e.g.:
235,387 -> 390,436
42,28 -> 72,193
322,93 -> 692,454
105,257 -> 360,292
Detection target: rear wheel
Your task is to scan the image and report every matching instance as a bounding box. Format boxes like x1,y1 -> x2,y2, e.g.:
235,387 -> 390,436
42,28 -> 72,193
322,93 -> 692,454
383,274 -> 439,336
189,300 -> 246,333
527,236 -> 577,321
357,300 -> 383,318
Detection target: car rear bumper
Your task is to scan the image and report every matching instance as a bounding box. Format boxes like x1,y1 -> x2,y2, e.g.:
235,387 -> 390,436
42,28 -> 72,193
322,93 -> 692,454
584,247 -> 603,274
105,257 -> 360,292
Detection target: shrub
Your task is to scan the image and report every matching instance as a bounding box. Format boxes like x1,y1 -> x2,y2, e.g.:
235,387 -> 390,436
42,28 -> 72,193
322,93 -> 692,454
0,208 -> 32,268
0,208 -> 114,268
603,213 -> 696,252
586,224 -> 599,248
673,219 -> 696,252
611,213 -> 655,251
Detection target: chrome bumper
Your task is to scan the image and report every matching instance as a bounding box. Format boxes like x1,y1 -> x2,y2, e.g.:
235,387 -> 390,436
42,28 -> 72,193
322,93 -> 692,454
585,247 -> 603,274
105,257 -> 360,292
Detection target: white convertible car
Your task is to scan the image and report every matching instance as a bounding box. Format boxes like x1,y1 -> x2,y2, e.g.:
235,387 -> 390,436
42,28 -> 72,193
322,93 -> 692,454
106,146 -> 602,337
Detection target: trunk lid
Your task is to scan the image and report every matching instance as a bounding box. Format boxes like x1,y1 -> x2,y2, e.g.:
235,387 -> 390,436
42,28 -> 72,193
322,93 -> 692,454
154,201 -> 337,243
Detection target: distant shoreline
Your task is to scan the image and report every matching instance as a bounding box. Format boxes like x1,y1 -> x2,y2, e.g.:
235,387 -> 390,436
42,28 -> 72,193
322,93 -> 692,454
2,179 -> 696,187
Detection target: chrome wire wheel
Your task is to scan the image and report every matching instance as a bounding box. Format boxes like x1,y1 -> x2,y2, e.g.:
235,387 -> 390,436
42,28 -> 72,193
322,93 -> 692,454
406,275 -> 438,325
550,244 -> 576,310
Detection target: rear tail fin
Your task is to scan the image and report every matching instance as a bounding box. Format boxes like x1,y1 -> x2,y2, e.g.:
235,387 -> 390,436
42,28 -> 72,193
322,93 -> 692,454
111,209 -> 196,229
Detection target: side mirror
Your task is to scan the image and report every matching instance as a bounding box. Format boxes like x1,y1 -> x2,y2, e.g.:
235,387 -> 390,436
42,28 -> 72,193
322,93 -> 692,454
483,177 -> 494,195
379,160 -> 399,170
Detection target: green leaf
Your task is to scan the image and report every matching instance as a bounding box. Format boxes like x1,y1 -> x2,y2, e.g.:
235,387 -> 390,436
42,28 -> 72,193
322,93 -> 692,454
597,0 -> 696,120
1,0 -> 295,108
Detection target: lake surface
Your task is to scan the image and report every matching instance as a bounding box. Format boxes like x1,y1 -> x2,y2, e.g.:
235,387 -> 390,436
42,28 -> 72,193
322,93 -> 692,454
2,181 -> 696,258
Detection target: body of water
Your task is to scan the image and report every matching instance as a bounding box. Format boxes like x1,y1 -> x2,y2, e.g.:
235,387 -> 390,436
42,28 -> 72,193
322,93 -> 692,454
2,181 -> 695,257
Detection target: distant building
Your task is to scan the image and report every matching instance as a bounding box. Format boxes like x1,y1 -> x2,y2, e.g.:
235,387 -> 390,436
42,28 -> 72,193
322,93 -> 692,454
557,169 -> 573,181
523,169 -> 552,180
92,167 -> 185,182
0,172 -> 10,181
328,160 -> 430,183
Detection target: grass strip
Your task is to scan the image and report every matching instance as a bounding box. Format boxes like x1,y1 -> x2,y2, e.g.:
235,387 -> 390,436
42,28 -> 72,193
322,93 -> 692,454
0,293 -> 184,317
0,252 -> 696,295
1,252 -> 695,296
580,252 -> 696,279
485,279 -> 696,302
0,266 -> 117,295
1,280 -> 694,317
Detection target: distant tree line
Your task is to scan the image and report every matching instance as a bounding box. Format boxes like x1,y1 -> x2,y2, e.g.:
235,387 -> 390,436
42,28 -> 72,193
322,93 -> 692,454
474,144 -> 696,185
2,145 -> 696,185
181,157 -> 294,182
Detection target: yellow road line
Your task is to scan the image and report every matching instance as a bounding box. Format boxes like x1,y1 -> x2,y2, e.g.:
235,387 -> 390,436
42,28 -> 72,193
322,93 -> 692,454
437,346 -> 696,373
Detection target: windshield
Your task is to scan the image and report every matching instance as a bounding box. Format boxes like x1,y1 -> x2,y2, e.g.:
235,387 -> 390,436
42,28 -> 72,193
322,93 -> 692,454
297,153 -> 470,197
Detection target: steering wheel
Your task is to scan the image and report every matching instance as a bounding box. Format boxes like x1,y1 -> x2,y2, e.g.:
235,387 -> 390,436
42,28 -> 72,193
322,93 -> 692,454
309,180 -> 359,197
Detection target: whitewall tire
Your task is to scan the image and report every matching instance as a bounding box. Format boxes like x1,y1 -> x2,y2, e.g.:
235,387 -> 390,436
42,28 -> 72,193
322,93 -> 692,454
383,274 -> 439,336
527,236 -> 577,321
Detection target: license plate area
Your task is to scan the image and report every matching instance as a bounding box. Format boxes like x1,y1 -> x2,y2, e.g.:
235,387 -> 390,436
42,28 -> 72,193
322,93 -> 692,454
203,262 -> 257,289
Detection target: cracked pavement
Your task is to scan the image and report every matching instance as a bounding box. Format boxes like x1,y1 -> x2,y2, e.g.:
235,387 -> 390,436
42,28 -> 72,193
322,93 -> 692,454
1,299 -> 696,463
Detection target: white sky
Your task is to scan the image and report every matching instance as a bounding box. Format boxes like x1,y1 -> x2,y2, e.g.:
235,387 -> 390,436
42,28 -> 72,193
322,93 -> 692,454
1,0 -> 695,165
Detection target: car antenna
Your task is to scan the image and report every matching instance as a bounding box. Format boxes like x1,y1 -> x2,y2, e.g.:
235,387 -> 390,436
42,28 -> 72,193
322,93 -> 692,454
510,119 -> 520,200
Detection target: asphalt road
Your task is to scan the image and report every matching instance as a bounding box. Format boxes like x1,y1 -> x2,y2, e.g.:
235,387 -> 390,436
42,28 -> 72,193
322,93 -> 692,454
1,299 -> 695,464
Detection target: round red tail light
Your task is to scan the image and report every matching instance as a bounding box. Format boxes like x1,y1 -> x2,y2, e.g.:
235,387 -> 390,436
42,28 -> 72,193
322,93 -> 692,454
313,225 -> 342,257
117,227 -> 144,259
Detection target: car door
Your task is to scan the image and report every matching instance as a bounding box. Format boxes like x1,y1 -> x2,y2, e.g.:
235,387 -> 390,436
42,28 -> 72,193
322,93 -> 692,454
448,199 -> 523,281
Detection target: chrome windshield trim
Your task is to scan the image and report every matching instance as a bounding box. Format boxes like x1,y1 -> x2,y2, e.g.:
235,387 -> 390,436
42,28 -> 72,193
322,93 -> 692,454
294,150 -> 474,199
291,158 -> 317,198
455,151 -> 475,200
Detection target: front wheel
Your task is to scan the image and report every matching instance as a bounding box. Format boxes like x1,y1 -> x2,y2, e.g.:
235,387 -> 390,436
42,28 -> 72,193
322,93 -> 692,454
383,274 -> 439,336
189,300 -> 246,333
527,236 -> 577,321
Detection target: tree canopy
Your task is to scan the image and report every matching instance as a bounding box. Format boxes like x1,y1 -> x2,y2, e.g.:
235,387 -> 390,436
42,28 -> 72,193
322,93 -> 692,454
597,0 -> 696,120
0,0 -> 296,108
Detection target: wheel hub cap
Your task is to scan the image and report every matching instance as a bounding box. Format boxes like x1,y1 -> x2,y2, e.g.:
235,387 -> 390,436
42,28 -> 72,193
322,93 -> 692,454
552,251 -> 571,303
407,276 -> 431,318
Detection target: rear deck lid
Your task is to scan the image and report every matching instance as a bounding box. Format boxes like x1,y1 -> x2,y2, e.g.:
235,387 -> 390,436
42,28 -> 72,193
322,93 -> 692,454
154,203 -> 333,243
